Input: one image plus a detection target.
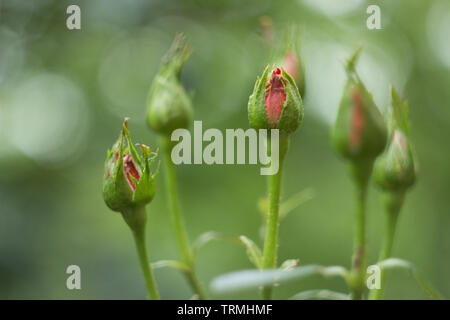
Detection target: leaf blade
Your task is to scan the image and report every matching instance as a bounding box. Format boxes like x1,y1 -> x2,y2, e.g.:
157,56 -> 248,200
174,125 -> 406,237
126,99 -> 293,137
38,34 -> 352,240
377,258 -> 444,300
210,264 -> 348,294
239,235 -> 263,269
290,289 -> 349,300
151,260 -> 190,273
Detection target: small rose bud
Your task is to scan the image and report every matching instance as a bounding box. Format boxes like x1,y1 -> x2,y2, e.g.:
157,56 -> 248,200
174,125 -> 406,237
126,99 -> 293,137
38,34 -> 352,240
331,49 -> 387,163
248,65 -> 303,134
374,87 -> 417,191
103,118 -> 159,212
146,34 -> 193,136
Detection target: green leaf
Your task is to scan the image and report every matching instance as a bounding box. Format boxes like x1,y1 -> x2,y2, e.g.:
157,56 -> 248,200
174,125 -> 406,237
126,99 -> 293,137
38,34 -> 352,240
279,259 -> 299,270
210,265 -> 348,294
151,260 -> 190,273
193,231 -> 224,254
279,188 -> 314,220
239,236 -> 263,269
290,289 -> 349,300
258,188 -> 314,224
122,118 -> 143,168
377,258 -> 444,300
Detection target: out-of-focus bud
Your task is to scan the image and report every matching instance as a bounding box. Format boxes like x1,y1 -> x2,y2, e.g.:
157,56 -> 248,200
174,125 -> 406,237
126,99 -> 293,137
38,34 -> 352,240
259,16 -> 274,48
260,20 -> 305,97
374,87 -> 416,191
282,52 -> 304,95
146,34 -> 193,136
103,118 -> 158,212
274,25 -> 305,97
331,49 -> 387,163
248,65 -> 303,134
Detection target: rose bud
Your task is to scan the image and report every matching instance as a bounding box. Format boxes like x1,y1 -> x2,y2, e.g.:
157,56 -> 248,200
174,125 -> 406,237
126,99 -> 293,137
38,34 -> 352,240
248,65 -> 303,134
146,34 -> 193,136
103,118 -> 159,213
374,87 -> 417,192
331,49 -> 387,163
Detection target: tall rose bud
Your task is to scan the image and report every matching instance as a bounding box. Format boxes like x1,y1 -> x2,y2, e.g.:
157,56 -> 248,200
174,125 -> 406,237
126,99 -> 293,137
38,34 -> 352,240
330,48 -> 387,299
102,118 -> 160,300
145,34 -> 207,298
331,48 -> 387,165
368,87 -> 418,300
248,64 -> 303,299
103,118 -> 158,212
248,65 -> 303,134
146,34 -> 193,136
374,87 -> 417,192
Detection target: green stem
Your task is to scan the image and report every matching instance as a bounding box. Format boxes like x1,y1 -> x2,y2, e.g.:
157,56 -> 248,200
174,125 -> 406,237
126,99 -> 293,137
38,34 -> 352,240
348,160 -> 372,300
368,191 -> 404,300
185,268 -> 207,300
122,206 -> 160,300
261,133 -> 289,300
160,136 -> 207,300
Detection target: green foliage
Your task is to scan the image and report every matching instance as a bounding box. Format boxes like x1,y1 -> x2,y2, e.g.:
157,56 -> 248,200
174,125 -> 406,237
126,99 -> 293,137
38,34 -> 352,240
239,236 -> 264,269
377,258 -> 443,300
210,265 -> 348,294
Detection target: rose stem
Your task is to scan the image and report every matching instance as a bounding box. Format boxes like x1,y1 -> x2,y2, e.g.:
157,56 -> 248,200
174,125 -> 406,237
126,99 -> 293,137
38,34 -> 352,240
160,136 -> 207,299
261,133 -> 288,300
122,206 -> 160,300
368,191 -> 404,300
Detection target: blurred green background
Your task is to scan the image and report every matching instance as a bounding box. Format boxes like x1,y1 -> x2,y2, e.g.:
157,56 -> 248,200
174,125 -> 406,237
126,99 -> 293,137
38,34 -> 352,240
0,0 -> 449,299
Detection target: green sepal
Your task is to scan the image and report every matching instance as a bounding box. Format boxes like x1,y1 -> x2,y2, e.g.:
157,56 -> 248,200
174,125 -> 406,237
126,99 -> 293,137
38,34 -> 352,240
248,65 -> 271,130
123,118 -> 143,168
277,68 -> 303,134
133,146 -> 157,205
103,133 -> 134,212
390,86 -> 410,135
160,33 -> 191,78
345,46 -> 363,76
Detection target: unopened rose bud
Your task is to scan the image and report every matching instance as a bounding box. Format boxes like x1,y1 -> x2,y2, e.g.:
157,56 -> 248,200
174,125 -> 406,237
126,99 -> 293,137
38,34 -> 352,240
331,49 -> 387,163
374,87 -> 416,191
103,118 -> 158,212
146,34 -> 193,136
248,65 -> 303,134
